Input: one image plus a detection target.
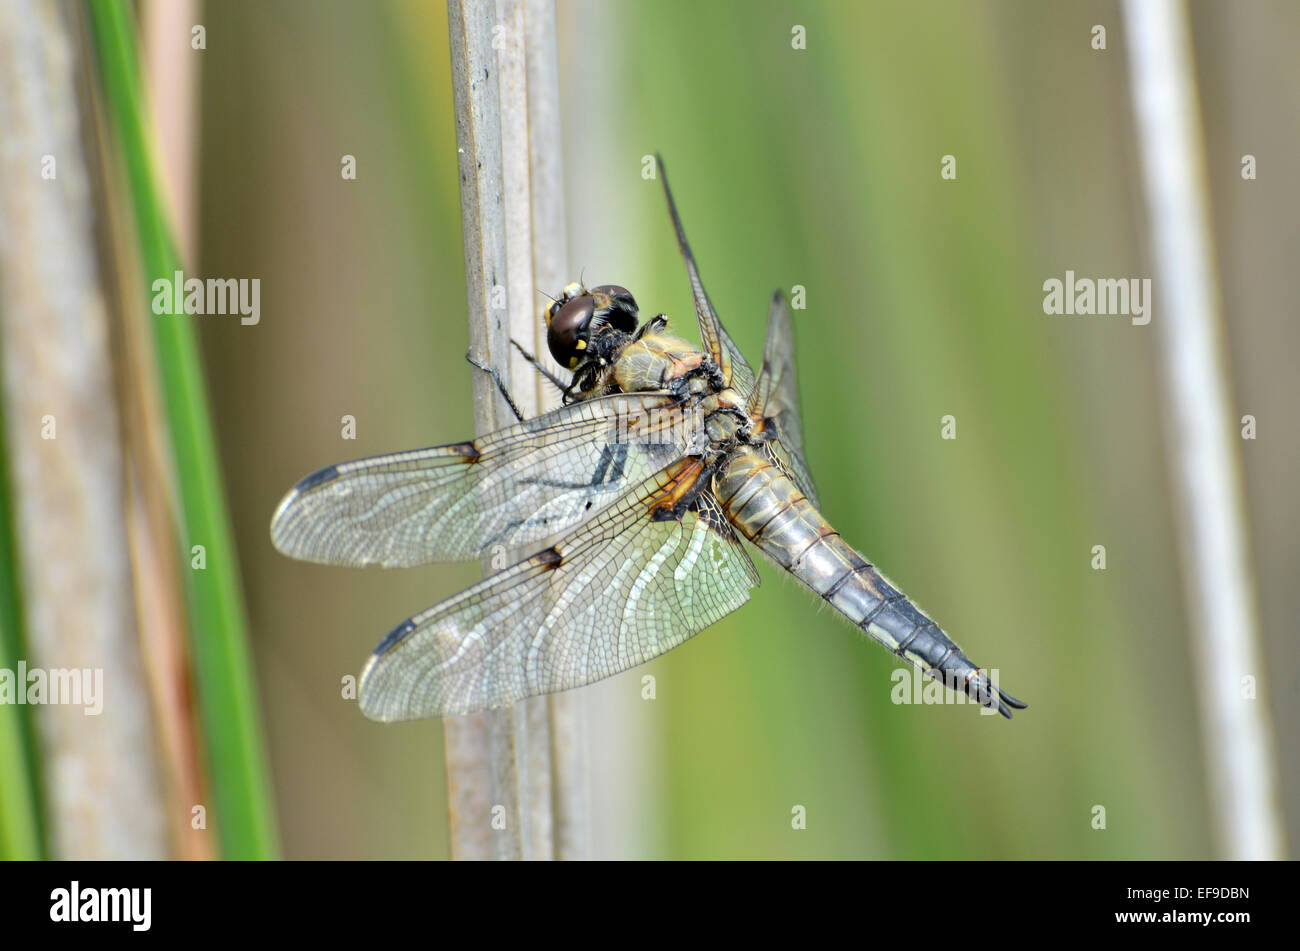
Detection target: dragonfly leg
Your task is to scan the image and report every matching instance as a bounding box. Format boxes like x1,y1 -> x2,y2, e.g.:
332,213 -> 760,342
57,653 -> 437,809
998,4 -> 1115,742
465,351 -> 525,422
631,314 -> 668,342
510,338 -> 570,394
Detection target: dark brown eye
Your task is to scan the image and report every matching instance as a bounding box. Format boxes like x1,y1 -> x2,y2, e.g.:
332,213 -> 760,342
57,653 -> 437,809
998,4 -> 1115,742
590,284 -> 638,333
591,284 -> 633,304
546,295 -> 596,369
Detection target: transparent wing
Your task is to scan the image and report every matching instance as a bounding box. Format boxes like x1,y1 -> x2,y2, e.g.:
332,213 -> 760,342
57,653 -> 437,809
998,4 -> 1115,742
358,459 -> 761,720
748,290 -> 819,506
657,156 -> 757,398
761,441 -> 819,511
270,392 -> 691,567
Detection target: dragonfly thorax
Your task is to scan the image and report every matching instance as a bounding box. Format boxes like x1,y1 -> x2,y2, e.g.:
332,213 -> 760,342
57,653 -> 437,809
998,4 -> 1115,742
611,328 -> 711,394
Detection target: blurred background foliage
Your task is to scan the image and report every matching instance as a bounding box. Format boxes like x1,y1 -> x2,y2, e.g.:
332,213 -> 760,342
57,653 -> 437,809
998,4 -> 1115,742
191,0 -> 1296,858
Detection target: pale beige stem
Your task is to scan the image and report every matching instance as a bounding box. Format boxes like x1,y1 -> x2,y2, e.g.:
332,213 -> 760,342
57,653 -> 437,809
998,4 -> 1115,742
0,0 -> 168,859
444,0 -> 583,860
1121,0 -> 1285,859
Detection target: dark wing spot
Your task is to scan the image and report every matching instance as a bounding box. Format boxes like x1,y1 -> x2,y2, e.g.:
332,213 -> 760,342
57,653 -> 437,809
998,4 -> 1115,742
448,440 -> 481,463
293,464 -> 340,493
531,547 -> 563,569
374,618 -> 417,657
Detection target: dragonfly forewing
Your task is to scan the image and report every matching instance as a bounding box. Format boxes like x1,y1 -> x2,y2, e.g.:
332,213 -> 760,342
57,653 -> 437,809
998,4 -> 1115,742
657,156 -> 757,398
270,392 -> 691,567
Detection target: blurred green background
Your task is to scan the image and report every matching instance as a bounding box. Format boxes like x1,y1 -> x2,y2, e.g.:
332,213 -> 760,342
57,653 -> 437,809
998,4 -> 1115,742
190,0 -> 1297,858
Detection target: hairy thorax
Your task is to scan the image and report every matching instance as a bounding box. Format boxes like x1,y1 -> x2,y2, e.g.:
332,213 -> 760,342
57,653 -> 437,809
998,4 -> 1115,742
610,330 -> 709,394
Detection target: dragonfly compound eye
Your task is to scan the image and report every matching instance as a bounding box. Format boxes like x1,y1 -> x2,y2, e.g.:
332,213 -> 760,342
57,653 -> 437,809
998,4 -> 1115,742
589,284 -> 639,333
547,294 -> 597,369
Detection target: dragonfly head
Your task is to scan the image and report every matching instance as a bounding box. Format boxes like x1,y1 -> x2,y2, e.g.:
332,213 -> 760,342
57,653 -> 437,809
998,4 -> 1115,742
544,283 -> 639,369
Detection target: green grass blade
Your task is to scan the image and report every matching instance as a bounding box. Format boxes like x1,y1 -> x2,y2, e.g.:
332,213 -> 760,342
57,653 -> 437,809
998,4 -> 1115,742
0,374 -> 45,860
85,0 -> 278,859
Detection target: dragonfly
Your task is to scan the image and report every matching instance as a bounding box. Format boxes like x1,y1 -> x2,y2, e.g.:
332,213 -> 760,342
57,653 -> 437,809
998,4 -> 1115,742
270,159 -> 1026,722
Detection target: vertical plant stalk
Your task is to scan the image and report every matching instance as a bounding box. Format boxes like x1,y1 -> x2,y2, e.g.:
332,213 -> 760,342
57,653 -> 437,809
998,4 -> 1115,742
0,0 -> 167,858
97,0 -> 211,860
446,0 -> 523,861
522,0 -> 588,860
1121,0 -> 1285,859
446,0 -> 582,859
85,0 -> 279,859
493,0 -> 553,861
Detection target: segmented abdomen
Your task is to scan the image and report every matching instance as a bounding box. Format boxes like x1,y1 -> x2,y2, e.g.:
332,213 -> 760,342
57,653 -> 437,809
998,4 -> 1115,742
715,447 -> 1021,716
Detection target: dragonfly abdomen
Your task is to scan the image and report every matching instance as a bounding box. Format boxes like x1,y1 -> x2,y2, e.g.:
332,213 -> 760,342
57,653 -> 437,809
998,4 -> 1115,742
716,448 -> 1025,718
